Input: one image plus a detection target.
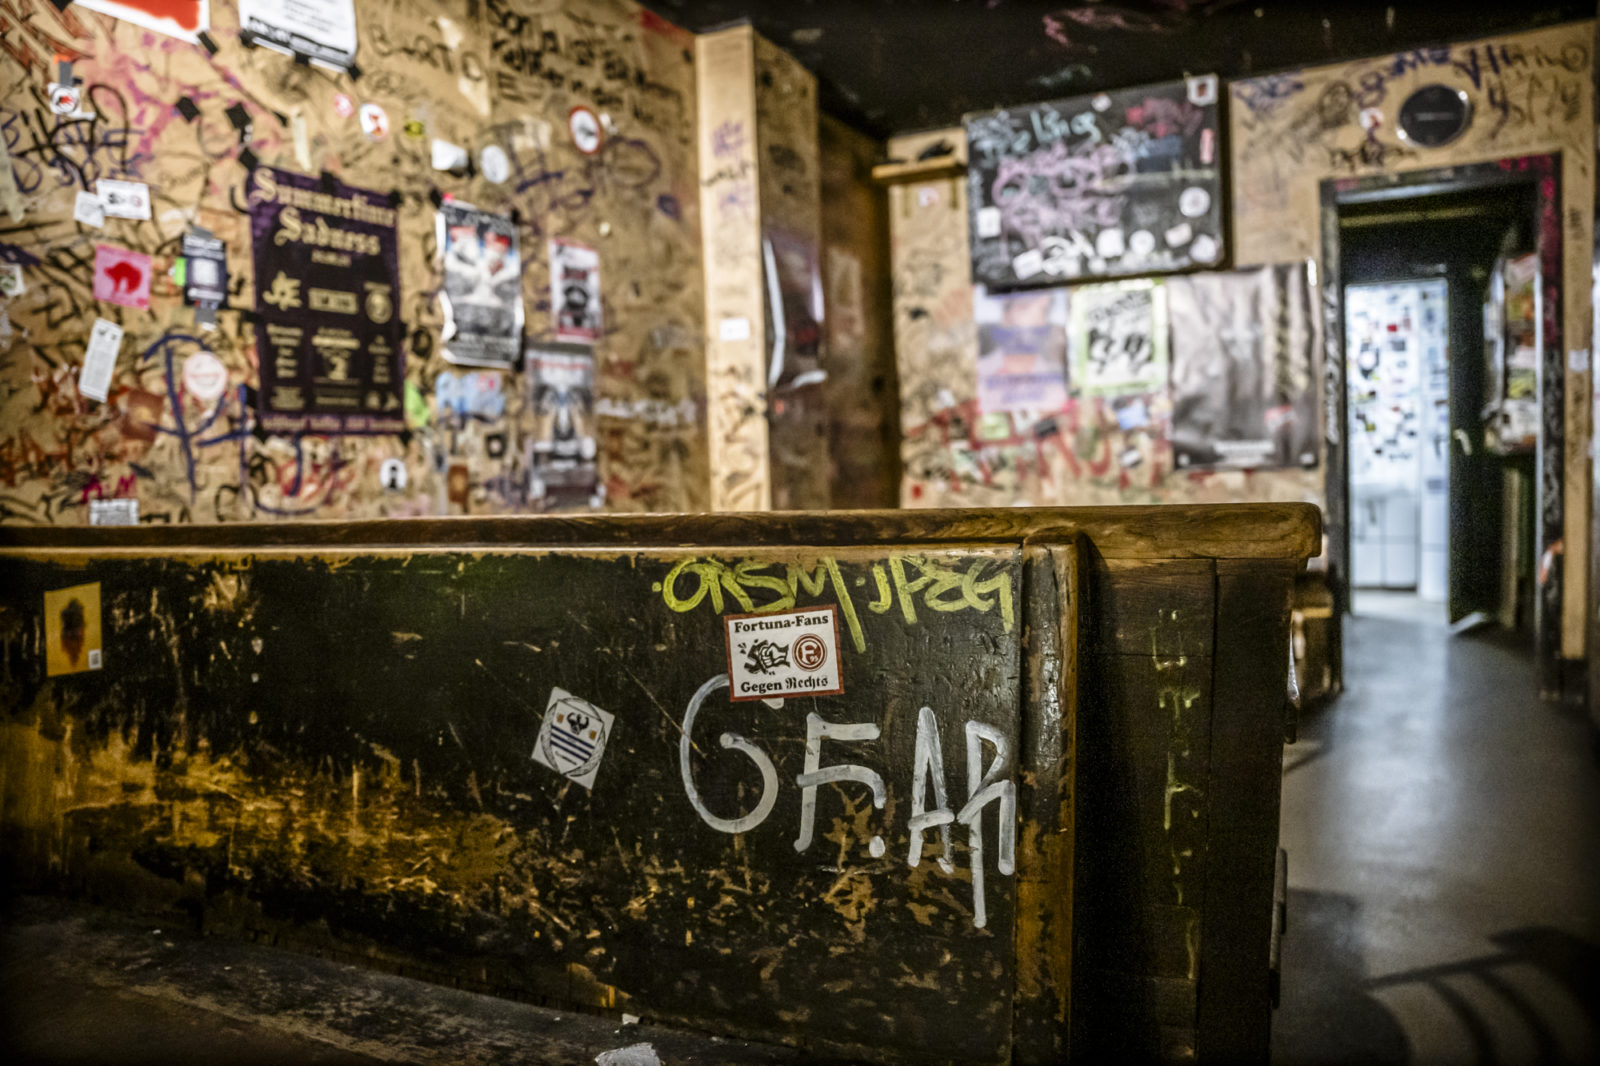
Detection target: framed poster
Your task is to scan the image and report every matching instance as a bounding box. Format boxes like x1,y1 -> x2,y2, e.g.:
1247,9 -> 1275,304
965,76 -> 1224,289
247,166 -> 403,435
438,203 -> 523,369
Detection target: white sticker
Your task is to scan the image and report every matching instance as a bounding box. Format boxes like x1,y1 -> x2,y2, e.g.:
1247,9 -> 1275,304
1186,74 -> 1219,107
480,144 -> 510,184
1359,107 -> 1384,132
718,316 -> 751,341
1179,186 -> 1211,218
1095,227 -> 1126,259
96,179 -> 151,220
1165,221 -> 1193,247
1012,248 -> 1043,280
379,457 -> 408,491
182,350 -> 228,402
90,498 -> 139,526
359,102 -> 389,140
531,687 -> 615,789
431,139 -> 469,172
88,648 -> 102,670
1128,229 -> 1156,256
48,82 -> 84,116
976,205 -> 1002,238
74,190 -> 106,228
1569,348 -> 1591,373
1191,234 -> 1220,263
1091,93 -> 1111,112
917,185 -> 940,208
725,605 -> 843,702
569,105 -> 603,154
291,111 -> 312,170
0,262 -> 22,298
79,317 -> 124,403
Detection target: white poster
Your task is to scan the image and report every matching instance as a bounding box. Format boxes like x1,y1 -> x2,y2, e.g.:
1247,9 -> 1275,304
79,318 -> 124,403
75,1 -> 209,44
549,238 -> 601,343
238,0 -> 358,73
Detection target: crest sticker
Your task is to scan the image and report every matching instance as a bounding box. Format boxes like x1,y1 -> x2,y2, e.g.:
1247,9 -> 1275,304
532,688 -> 615,789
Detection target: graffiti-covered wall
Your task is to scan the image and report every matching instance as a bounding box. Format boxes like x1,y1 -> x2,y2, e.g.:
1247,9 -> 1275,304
1231,19 -> 1595,656
0,0 -> 706,525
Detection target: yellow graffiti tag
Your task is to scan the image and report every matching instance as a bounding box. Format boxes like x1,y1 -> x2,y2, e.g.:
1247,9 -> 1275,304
654,554 -> 1014,652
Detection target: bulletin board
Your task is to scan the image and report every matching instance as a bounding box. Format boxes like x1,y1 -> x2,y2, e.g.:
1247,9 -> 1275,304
964,76 -> 1226,290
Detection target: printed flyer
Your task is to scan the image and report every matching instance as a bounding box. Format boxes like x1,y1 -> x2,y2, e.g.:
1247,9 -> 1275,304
526,342 -> 601,510
438,203 -> 523,368
238,0 -> 358,73
974,287 -> 1069,417
550,239 -> 601,342
247,165 -> 404,434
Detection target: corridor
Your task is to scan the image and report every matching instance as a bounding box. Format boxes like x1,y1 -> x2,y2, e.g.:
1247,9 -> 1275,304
1272,596 -> 1600,1063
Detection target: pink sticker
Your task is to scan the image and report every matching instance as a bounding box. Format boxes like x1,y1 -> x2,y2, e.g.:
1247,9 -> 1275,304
93,244 -> 151,311
334,93 -> 355,119
1200,128 -> 1214,165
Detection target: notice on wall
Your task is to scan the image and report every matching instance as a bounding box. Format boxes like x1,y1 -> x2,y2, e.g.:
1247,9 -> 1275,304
526,342 -> 600,510
238,0 -> 358,73
550,238 -> 601,342
1070,278 -> 1168,397
96,179 -> 151,220
44,582 -> 103,677
965,76 -> 1225,289
438,203 -> 523,369
89,498 -> 139,526
78,317 -> 124,403
1167,265 -> 1319,470
247,166 -> 403,435
75,0 -> 209,44
975,287 -> 1069,417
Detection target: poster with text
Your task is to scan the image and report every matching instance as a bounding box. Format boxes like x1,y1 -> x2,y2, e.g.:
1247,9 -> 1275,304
550,239 -> 601,342
438,203 -> 523,369
247,166 -> 403,435
1070,278 -> 1168,397
238,0 -> 358,73
526,343 -> 601,510
975,286 -> 1069,417
76,0 -> 208,43
1167,265 -> 1318,470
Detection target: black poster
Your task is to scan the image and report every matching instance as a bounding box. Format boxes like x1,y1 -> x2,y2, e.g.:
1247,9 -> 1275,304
181,231 -> 228,309
247,166 -> 404,434
1167,265 -> 1319,471
965,76 -> 1225,290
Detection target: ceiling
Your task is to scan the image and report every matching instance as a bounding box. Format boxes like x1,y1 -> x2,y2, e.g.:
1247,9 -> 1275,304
635,0 -> 1592,139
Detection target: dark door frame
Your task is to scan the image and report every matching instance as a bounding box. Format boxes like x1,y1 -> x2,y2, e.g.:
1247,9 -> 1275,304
1319,153 -> 1564,693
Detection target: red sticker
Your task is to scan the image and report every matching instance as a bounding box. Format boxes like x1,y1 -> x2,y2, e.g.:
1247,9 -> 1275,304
93,245 -> 151,311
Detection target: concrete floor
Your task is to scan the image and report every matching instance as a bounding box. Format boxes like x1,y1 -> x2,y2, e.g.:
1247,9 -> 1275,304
4,594 -> 1597,1063
1272,592 -> 1600,1063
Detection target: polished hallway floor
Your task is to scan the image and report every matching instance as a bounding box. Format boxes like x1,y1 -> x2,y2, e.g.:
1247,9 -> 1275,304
1272,594 -> 1600,1063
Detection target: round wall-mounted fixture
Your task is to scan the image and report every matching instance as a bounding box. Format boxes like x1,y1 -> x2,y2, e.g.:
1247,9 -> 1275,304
1397,84 -> 1473,148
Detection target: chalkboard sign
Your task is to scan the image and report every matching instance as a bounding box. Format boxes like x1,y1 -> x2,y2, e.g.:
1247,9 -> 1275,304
965,76 -> 1226,290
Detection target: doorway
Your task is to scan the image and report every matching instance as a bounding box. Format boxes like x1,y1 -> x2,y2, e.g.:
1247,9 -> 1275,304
1338,184 -> 1540,627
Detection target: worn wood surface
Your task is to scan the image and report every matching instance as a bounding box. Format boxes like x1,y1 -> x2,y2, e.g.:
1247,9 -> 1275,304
0,502 -> 1321,562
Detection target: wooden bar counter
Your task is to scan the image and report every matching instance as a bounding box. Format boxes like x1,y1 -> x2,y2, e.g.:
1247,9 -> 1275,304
0,503 -> 1318,1063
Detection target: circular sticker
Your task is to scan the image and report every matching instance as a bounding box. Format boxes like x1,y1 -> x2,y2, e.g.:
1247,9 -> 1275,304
1091,93 -> 1112,112
568,105 -> 603,155
1358,107 -> 1384,133
359,102 -> 389,140
1179,186 -> 1211,218
379,457 -> 408,492
1191,234 -> 1220,263
1129,229 -> 1156,256
333,93 -> 355,119
182,351 -> 228,402
49,83 -> 80,115
480,145 -> 510,184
